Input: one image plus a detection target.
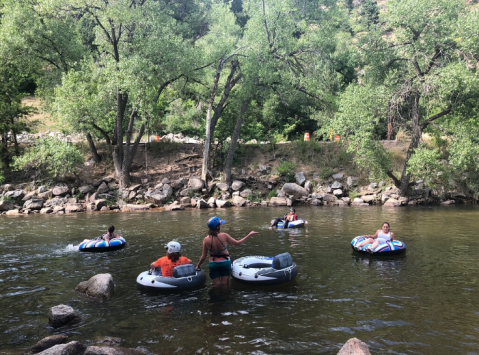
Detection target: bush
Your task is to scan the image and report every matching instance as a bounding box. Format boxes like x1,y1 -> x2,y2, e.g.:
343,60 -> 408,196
12,137 -> 83,179
276,160 -> 296,182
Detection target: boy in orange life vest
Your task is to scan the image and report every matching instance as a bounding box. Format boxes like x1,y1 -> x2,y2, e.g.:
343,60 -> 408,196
271,207 -> 298,228
150,241 -> 192,277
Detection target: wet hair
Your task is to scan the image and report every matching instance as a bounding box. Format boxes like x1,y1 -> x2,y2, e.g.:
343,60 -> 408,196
290,207 -> 295,212
168,251 -> 181,262
108,225 -> 115,233
209,227 -> 220,237
382,222 -> 390,228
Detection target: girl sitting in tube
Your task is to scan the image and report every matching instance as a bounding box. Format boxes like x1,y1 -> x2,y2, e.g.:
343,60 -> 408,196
355,222 -> 395,253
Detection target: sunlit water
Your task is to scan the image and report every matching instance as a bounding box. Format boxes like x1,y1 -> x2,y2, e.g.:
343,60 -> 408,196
1,205 -> 479,354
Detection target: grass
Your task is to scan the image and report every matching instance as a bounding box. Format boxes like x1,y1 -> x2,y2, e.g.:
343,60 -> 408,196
22,96 -> 61,133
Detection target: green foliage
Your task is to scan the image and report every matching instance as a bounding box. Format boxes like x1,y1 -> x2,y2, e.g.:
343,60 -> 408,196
320,167 -> 335,181
406,146 -> 448,191
276,160 -> 296,182
246,191 -> 262,203
267,190 -> 278,199
12,137 -> 82,179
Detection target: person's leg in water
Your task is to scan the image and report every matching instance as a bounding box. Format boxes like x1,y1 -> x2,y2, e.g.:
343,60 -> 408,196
271,217 -> 282,227
210,259 -> 231,287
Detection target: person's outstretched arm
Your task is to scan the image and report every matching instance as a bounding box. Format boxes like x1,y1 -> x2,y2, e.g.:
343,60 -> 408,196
225,231 -> 259,246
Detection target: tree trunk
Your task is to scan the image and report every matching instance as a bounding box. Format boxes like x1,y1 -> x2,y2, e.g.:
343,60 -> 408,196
113,89 -> 128,189
399,91 -> 422,196
224,99 -> 251,185
201,69 -> 222,183
201,61 -> 241,184
86,133 -> 101,163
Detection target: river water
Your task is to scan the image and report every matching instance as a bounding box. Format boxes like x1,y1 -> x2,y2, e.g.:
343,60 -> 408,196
1,205 -> 479,354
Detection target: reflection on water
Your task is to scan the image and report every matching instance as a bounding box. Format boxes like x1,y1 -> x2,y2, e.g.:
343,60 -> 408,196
1,205 -> 479,354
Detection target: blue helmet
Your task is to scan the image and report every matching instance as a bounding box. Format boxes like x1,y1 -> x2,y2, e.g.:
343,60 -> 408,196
207,216 -> 226,230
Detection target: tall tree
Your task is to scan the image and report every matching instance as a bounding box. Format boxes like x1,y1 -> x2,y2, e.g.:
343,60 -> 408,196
13,0 -> 204,188
198,2 -> 245,183
330,0 -> 479,196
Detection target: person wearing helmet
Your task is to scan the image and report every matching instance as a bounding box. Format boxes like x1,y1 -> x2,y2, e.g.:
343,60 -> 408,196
270,207 -> 298,228
150,241 -> 192,277
196,216 -> 259,287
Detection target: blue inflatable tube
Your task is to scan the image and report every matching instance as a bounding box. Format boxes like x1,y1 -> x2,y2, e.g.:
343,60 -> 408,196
276,219 -> 306,229
78,236 -> 126,253
351,236 -> 406,256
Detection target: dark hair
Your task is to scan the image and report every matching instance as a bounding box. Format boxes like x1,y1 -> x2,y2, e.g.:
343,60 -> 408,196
382,222 -> 390,227
108,225 -> 115,233
168,252 -> 181,262
290,207 -> 295,212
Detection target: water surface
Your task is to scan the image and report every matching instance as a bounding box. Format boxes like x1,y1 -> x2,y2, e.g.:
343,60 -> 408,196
1,205 -> 478,354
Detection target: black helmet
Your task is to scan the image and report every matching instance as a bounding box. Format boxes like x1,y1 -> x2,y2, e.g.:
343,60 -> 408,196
290,207 -> 295,212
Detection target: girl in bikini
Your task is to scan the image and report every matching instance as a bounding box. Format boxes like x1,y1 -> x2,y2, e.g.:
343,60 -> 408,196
196,216 -> 259,287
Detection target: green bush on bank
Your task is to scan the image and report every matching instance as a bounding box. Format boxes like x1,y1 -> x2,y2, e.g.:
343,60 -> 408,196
12,137 -> 83,180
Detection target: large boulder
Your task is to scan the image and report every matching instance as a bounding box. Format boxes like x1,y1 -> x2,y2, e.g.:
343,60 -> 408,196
231,180 -> 245,191
75,273 -> 114,300
232,195 -> 247,207
269,197 -> 288,206
0,199 -> 14,211
295,171 -> 306,186
164,201 -> 184,211
48,305 -> 81,328
216,183 -> 229,192
36,341 -> 86,355
65,203 -> 85,213
52,184 -> 70,196
96,182 -> 110,194
336,338 -> 371,355
331,181 -> 343,189
31,335 -> 69,354
239,189 -> 253,198
188,177 -> 204,191
5,189 -> 25,200
23,198 -> 44,210
196,199 -> 209,209
78,185 -> 95,194
347,176 -> 359,187
216,199 -> 232,208
281,183 -> 309,199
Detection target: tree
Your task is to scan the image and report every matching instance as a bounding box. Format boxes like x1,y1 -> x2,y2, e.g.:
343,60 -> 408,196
330,0 -> 479,196
39,0 -> 202,188
0,43 -> 35,169
198,2 -> 245,183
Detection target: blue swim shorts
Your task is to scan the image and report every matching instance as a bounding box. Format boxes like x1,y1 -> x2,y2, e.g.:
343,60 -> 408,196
208,259 -> 231,279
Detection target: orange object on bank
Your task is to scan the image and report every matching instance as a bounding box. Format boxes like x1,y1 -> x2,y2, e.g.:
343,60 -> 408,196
304,132 -> 310,141
334,135 -> 340,142
155,136 -> 160,142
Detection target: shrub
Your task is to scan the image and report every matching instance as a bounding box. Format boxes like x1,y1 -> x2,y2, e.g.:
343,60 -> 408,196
12,137 -> 83,179
276,160 -> 296,182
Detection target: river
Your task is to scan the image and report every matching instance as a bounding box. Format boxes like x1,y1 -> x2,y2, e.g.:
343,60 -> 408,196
1,205 -> 478,354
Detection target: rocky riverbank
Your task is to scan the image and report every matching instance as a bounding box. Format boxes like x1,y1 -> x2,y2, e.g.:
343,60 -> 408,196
0,167 -> 458,217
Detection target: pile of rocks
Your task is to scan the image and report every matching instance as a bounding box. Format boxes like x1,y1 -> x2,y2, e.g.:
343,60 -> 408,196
0,167 -> 439,216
